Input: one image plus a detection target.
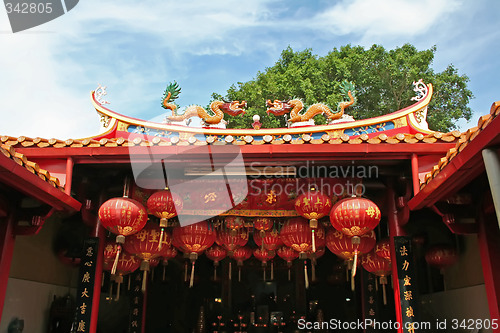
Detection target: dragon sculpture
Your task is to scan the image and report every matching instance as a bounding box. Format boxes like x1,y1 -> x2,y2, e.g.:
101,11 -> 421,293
161,81 -> 247,125
266,80 -> 356,123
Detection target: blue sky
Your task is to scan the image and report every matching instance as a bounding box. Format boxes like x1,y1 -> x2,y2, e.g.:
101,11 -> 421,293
0,0 -> 499,138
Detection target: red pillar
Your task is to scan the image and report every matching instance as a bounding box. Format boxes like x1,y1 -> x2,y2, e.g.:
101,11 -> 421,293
387,185 -> 405,333
478,203 -> 500,325
0,212 -> 15,320
89,215 -> 106,333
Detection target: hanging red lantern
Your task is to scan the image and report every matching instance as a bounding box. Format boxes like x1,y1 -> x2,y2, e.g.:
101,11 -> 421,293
230,246 -> 252,282
277,246 -> 298,281
253,217 -> 273,238
225,216 -> 245,230
329,196 -> 381,236
253,229 -> 283,252
206,245 -> 227,280
98,182 -> 148,275
294,187 -> 332,253
216,227 -> 249,253
254,248 -> 276,281
362,251 -> 392,305
103,242 -> 141,301
123,221 -> 170,291
172,221 -> 216,287
425,245 -> 458,272
375,239 -> 391,261
280,217 -> 325,254
147,188 -> 183,250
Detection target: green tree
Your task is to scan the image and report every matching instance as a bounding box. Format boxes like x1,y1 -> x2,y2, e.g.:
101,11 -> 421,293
215,44 -> 472,132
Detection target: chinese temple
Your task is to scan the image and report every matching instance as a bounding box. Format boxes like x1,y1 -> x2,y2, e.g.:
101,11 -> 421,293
0,79 -> 499,333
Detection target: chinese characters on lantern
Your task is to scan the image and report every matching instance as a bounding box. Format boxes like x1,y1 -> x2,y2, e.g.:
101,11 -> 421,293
73,238 -> 99,332
394,236 -> 419,333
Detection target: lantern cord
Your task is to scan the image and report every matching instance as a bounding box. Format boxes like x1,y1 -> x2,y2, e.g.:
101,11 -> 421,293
352,253 -> 358,278
184,261 -> 188,282
263,266 -> 266,281
214,265 -> 217,281
229,261 -> 232,281
288,268 -> 291,281
382,283 -> 387,305
238,267 -> 241,282
111,244 -> 121,275
312,229 -> 316,253
189,261 -> 195,288
116,281 -> 121,301
311,261 -> 316,282
304,261 -> 309,289
271,262 -> 274,280
142,270 -> 148,292
158,228 -> 165,251
128,275 -> 131,290
162,265 -> 166,282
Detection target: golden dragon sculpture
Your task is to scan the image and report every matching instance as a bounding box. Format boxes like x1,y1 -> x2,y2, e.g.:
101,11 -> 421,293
266,80 -> 356,123
161,81 -> 246,125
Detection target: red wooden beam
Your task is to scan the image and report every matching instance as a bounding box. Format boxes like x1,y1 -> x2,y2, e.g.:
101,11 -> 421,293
0,213 -> 16,320
0,155 -> 81,212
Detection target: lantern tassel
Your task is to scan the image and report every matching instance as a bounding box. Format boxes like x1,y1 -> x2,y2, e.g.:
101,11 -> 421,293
288,268 -> 291,281
375,277 -> 379,291
312,229 -> 316,253
142,270 -> 148,292
383,283 -> 387,305
111,244 -> 121,275
263,265 -> 266,281
151,267 -> 155,282
238,267 -> 241,282
127,275 -> 131,290
351,274 -> 355,291
108,281 -> 113,302
184,261 -> 188,282
157,228 -> 164,251
304,261 -> 309,289
229,261 -> 232,281
162,265 -> 166,282
214,264 -> 217,281
271,262 -> 274,280
311,260 -> 316,282
352,252 -> 358,278
189,261 -> 195,288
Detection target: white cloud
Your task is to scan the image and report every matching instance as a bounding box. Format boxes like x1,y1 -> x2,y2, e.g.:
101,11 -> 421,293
312,0 -> 461,39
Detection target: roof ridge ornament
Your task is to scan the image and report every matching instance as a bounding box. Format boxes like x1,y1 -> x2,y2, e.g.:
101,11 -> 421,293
411,79 -> 428,102
95,84 -> 110,105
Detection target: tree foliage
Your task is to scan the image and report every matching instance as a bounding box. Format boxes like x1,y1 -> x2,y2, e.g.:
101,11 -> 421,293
215,44 -> 473,132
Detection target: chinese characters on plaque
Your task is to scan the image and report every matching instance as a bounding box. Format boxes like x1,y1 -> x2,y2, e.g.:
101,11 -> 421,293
72,237 -> 99,333
129,270 -> 144,332
394,236 -> 420,333
362,269 -> 379,332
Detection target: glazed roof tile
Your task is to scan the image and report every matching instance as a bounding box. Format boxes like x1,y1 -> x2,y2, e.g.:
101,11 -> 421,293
421,101 -> 500,188
1,131 -> 461,149
0,143 -> 64,191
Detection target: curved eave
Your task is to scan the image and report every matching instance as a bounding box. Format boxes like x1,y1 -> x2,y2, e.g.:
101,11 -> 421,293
90,84 -> 434,137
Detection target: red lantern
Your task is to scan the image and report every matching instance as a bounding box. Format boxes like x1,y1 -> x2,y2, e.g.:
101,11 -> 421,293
123,221 -> 170,291
375,239 -> 391,260
172,221 -> 216,287
225,216 -> 245,230
362,251 -> 392,304
254,248 -> 276,281
294,187 -> 332,253
330,197 -> 381,236
230,246 -> 252,282
206,245 -> 227,280
280,218 -> 325,254
98,195 -> 148,275
253,217 -> 273,238
425,245 -> 458,272
103,241 -> 141,300
147,188 -> 183,250
277,246 -> 298,281
253,229 -> 283,252
216,227 -> 249,253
